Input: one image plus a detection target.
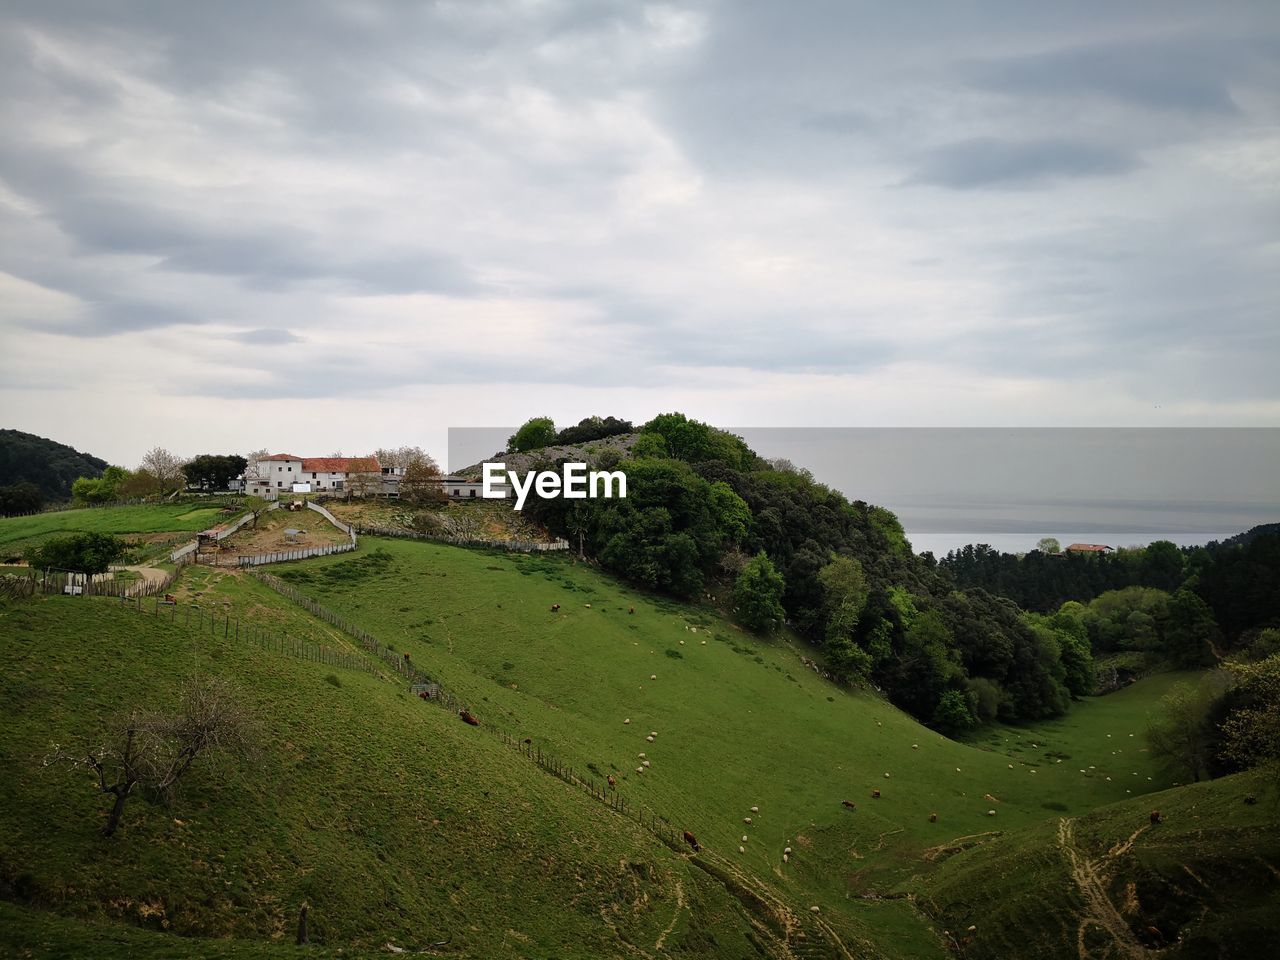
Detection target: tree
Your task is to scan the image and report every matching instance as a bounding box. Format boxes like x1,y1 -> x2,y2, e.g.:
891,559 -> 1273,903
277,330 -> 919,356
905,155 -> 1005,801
116,469 -> 162,498
400,455 -> 446,506
1165,588 -> 1222,668
373,446 -> 431,470
0,481 -> 43,515
1218,655 -> 1280,771
25,533 -> 128,577
507,417 -> 558,453
45,677 -> 254,836
733,551 -> 786,634
1035,537 -> 1061,554
932,689 -> 976,734
1146,674 -> 1231,782
183,455 -> 248,491
139,447 -> 185,492
71,465 -> 129,504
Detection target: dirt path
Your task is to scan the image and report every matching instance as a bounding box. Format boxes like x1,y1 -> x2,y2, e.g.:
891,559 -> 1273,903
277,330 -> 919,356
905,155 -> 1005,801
1057,817 -> 1148,960
654,878 -> 685,952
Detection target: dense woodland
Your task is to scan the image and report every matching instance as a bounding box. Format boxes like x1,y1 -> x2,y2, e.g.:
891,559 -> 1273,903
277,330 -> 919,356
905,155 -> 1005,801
0,429 -> 107,510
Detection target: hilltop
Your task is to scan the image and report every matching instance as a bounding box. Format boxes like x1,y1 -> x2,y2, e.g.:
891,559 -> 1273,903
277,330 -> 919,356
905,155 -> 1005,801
0,429 -> 107,503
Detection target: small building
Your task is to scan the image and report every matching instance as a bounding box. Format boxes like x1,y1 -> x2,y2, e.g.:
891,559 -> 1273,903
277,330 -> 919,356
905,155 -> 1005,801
442,475 -> 485,499
1065,543 -> 1113,554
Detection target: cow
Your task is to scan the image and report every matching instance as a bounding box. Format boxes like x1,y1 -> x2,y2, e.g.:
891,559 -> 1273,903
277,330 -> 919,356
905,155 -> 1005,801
629,607 -> 635,615
607,774 -> 616,789
1150,810 -> 1162,825
682,831 -> 700,852
551,603 -> 561,612
459,709 -> 480,726
164,593 -> 177,603
843,799 -> 858,809
871,789 -> 881,799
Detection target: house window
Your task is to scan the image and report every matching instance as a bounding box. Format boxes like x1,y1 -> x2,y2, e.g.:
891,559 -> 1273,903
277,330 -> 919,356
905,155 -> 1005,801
312,472 -> 317,479
277,481 -> 283,488
335,480 -> 343,490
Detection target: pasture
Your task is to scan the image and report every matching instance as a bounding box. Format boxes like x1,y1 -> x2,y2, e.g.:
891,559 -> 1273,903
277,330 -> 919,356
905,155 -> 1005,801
0,593 -> 761,959
260,537 -> 1189,941
0,503 -> 235,556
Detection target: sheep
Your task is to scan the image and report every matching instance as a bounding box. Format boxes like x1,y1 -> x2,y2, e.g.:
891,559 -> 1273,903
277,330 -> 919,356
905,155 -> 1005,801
638,752 -> 646,758
744,817 -> 753,824
750,805 -> 759,813
584,603 -> 592,608
912,744 -> 919,750
1150,810 -> 1162,825
783,853 -> 789,863
650,674 -> 657,680
629,607 -> 635,615
871,789 -> 881,799
607,775 -> 616,788
784,846 -> 792,854
624,718 -> 631,724
741,835 -> 748,843
636,766 -> 644,774
643,760 -> 650,767
987,809 -> 997,816
682,830 -> 700,851
650,731 -> 658,737
983,793 -> 1000,804
810,906 -> 821,914
929,813 -> 938,823
739,846 -> 745,854
646,735 -> 655,742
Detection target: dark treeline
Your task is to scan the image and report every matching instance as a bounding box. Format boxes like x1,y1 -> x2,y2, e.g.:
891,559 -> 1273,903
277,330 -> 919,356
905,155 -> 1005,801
516,413 -> 1095,733
0,428 -> 107,503
939,532 -> 1280,650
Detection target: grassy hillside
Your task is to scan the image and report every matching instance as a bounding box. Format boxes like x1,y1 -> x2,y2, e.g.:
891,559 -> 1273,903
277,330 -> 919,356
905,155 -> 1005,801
921,768 -> 1280,958
3,537 -> 1272,957
0,593 -> 768,959
0,503 -> 235,557
263,538 -> 1194,946
0,429 -> 107,501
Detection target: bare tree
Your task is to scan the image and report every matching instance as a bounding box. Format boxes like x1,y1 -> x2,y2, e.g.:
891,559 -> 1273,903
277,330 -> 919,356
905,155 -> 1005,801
139,447 -> 186,492
45,677 -> 255,837
401,454 -> 446,506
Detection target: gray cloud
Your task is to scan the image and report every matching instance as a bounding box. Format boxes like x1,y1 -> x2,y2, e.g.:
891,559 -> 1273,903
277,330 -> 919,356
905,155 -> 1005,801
904,138 -> 1140,189
0,0 -> 1276,429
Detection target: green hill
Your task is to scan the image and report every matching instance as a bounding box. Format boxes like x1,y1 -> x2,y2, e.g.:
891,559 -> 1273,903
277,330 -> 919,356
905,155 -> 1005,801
2,522 -> 1276,957
0,429 -> 107,502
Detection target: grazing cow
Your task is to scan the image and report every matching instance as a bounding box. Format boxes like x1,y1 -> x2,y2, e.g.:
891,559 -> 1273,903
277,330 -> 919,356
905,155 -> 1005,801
871,789 -> 881,799
551,603 -> 560,612
1150,810 -> 1162,825
459,709 -> 480,726
629,607 -> 635,615
164,593 -> 177,603
843,799 -> 858,808
607,775 -> 616,788
682,830 -> 700,852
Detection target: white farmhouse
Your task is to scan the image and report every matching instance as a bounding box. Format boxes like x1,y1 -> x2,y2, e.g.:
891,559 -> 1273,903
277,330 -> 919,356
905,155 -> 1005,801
245,454 -> 381,498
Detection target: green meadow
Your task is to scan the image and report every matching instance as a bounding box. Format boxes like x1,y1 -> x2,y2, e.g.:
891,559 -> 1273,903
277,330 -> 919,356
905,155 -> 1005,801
1,523 -> 1274,957
0,503 -> 235,555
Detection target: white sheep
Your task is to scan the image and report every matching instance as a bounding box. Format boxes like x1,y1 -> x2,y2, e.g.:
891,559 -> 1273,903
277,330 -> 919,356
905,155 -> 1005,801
643,760 -> 650,767
650,674 -> 657,680
741,835 -> 748,843
638,752 -> 646,758
987,809 -> 996,816
624,718 -> 631,725
784,846 -> 792,854
738,846 -> 745,853
810,906 -> 821,914
783,853 -> 789,863
750,805 -> 759,813
646,736 -> 654,742
744,817 -> 752,824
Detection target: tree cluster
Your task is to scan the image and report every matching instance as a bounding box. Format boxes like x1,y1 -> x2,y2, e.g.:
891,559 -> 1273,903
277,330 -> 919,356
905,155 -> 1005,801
0,428 -> 107,500
183,454 -> 247,490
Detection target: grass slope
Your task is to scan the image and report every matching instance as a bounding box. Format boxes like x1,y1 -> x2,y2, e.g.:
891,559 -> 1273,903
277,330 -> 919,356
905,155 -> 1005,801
921,768 -> 1280,958
0,503 -> 234,555
0,594 -> 766,959
263,538 -> 1198,951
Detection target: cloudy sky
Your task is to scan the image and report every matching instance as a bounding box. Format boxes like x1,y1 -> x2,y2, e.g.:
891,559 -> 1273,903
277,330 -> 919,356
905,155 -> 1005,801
1,0 -> 1277,467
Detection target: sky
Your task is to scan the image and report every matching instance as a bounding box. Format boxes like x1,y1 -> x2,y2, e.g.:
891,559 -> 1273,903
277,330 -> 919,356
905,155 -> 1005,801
1,0 -> 1278,468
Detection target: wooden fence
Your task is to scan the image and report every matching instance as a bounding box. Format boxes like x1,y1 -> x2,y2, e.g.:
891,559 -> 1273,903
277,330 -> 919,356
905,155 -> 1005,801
237,542 -> 357,567
247,570 -> 687,850
2,555 -> 191,600
115,593 -> 385,679
354,524 -> 569,552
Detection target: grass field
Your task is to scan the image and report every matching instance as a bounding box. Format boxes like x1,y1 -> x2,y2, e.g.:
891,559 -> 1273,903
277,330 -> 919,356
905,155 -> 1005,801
0,594 -> 766,959
0,504 -> 239,556
2,535 -> 1273,957
257,538 -> 1215,948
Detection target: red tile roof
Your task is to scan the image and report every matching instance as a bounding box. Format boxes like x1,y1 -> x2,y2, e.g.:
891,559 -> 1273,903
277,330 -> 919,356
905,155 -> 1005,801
259,453 -> 302,461
301,456 -> 380,473
1065,543 -> 1112,552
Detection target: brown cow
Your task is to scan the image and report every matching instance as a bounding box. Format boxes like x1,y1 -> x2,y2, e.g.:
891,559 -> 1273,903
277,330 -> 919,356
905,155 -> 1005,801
843,799 -> 858,809
164,593 -> 177,603
682,830 -> 700,852
551,603 -> 561,612
871,789 -> 881,799
607,774 -> 616,789
1150,810 -> 1162,825
629,607 -> 635,615
459,709 -> 480,726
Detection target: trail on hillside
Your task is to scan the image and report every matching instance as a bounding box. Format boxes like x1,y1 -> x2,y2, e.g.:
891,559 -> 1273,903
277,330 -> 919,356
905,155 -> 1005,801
654,878 -> 685,952
1057,817 -> 1151,960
